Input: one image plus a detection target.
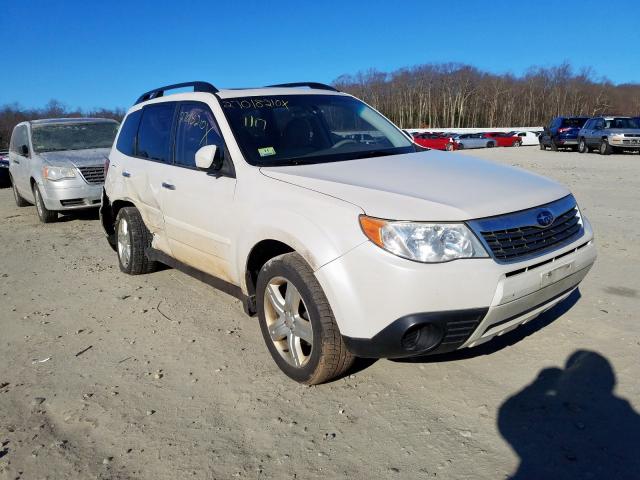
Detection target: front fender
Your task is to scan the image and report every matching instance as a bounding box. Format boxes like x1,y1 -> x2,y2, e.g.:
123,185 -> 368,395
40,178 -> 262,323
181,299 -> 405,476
236,195 -> 365,294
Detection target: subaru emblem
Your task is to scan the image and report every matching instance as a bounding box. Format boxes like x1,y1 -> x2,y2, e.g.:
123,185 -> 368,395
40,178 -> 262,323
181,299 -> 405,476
537,210 -> 555,227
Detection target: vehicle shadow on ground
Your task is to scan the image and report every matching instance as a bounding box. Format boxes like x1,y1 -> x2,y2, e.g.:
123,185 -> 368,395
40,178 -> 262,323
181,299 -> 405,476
58,208 -> 100,222
498,350 -> 640,479
395,289 -> 582,365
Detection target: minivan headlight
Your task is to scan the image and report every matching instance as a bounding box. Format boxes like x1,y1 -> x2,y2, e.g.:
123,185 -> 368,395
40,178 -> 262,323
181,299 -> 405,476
43,165 -> 77,181
359,215 -> 488,263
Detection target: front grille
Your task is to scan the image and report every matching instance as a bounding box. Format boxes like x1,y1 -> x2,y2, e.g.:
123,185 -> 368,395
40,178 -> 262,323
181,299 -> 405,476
623,133 -> 640,137
60,198 -> 85,206
78,165 -> 105,184
480,206 -> 581,261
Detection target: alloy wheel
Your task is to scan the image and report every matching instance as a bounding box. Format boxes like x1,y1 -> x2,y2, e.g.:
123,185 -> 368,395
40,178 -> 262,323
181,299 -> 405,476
117,218 -> 132,268
263,276 -> 313,368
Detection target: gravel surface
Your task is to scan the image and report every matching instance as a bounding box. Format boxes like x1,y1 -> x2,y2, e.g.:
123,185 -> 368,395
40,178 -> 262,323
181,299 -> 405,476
0,147 -> 638,479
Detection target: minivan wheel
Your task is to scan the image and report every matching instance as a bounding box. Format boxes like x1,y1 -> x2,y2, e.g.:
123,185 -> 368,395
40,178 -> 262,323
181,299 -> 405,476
578,138 -> 588,153
10,176 -> 29,207
257,252 -> 354,385
599,139 -> 612,155
33,185 -> 57,223
115,207 -> 157,275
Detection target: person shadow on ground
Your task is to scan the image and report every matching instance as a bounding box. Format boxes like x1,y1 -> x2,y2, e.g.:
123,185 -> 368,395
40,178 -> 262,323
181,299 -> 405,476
498,350 -> 640,480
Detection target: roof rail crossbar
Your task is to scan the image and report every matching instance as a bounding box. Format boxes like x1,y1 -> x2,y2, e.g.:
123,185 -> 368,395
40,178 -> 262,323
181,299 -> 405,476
264,82 -> 339,92
135,81 -> 218,105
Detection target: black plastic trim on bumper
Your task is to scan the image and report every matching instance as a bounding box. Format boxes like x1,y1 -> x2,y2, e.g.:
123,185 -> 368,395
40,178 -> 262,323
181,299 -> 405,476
342,308 -> 488,359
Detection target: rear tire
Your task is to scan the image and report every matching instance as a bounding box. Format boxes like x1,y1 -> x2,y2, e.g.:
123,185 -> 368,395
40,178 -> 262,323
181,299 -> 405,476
10,175 -> 29,207
487,142 -> 495,148
257,252 -> 355,385
115,207 -> 157,275
513,140 -> 522,147
445,143 -> 454,151
550,141 -> 558,151
33,184 -> 57,223
599,139 -> 612,155
539,143 -> 546,150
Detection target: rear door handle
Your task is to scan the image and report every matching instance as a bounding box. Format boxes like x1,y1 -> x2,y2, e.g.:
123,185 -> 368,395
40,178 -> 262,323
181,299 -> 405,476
122,171 -> 131,178
161,182 -> 175,190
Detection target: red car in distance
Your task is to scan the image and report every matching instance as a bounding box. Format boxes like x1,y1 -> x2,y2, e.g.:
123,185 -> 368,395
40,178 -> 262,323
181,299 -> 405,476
483,132 -> 523,147
413,132 -> 459,151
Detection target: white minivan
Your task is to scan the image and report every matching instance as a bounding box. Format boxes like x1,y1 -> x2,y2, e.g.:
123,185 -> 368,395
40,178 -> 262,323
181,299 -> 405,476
101,81 -> 597,384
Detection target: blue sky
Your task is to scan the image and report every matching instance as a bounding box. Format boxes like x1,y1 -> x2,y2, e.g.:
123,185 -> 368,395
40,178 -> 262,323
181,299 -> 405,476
1,0 -> 639,110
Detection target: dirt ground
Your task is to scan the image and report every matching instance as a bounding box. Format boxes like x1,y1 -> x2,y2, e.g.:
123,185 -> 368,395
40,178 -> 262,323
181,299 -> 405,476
1,147 -> 639,480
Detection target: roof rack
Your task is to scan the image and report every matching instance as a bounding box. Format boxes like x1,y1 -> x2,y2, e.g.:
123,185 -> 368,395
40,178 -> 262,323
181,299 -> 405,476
134,81 -> 218,105
264,82 -> 339,92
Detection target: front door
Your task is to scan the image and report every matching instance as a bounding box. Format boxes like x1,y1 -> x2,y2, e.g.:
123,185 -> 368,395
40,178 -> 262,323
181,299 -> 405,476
157,102 -> 238,284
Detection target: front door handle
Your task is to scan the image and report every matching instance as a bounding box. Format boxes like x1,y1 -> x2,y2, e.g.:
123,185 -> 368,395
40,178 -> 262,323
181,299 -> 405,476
161,182 -> 175,190
122,171 -> 131,178
13,159 -> 20,164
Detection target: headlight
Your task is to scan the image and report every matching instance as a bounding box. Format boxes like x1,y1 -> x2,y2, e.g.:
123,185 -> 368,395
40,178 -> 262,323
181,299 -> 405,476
43,165 -> 77,181
359,215 -> 488,263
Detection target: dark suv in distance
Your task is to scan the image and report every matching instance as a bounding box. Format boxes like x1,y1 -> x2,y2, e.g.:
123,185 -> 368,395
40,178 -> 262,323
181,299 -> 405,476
539,117 -> 589,151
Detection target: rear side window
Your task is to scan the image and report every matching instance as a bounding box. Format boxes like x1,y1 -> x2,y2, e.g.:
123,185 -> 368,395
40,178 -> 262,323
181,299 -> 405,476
174,103 -> 223,167
116,110 -> 142,156
137,103 -> 176,163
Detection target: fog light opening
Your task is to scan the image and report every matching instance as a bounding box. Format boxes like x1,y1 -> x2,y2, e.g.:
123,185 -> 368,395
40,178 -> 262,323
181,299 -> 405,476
401,323 -> 444,352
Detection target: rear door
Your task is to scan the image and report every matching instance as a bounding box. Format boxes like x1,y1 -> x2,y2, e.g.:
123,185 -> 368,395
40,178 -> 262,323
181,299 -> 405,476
129,102 -> 178,237
157,101 -> 238,283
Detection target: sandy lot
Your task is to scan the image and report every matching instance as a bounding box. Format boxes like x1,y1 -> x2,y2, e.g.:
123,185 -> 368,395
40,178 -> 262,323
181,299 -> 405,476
1,147 -> 639,480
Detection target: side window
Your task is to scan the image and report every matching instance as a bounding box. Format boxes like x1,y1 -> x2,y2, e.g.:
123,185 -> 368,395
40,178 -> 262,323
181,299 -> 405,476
595,119 -> 605,129
137,103 -> 176,163
11,126 -> 29,155
174,104 -> 223,168
116,109 -> 142,156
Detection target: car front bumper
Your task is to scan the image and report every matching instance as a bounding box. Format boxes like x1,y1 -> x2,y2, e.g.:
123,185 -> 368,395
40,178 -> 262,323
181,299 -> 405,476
37,178 -> 103,211
315,223 -> 596,358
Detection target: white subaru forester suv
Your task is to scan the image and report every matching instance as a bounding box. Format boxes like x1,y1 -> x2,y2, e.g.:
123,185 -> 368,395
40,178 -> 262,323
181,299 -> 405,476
101,81 -> 597,384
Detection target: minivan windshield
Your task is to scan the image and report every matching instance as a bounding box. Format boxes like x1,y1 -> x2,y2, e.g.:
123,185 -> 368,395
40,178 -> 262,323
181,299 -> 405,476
31,121 -> 119,153
221,94 -> 416,166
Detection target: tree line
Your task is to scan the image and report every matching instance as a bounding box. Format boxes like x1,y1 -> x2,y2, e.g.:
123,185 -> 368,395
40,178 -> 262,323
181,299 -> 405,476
0,100 -> 124,151
333,62 -> 640,129
2,63 -> 639,150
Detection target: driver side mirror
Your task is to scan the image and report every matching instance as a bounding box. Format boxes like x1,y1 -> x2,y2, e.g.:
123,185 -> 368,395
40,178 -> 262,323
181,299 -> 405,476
195,145 -> 223,172
20,144 -> 29,156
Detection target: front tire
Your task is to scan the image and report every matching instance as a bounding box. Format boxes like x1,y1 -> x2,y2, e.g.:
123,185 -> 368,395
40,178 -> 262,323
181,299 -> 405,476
599,139 -> 612,155
10,175 -> 29,207
539,143 -> 546,150
33,184 -> 57,223
115,207 -> 157,275
257,252 -> 354,385
550,140 -> 558,151
487,141 -> 495,148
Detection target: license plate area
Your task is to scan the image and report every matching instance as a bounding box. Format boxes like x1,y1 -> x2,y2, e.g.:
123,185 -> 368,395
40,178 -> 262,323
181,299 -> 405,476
540,262 -> 574,288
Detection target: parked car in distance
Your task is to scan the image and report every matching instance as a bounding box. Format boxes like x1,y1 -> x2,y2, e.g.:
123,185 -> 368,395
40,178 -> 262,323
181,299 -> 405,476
510,131 -> 540,146
577,116 -> 640,155
539,116 -> 589,151
483,132 -> 522,147
101,81 -> 596,385
452,133 -> 496,149
413,132 -> 459,151
8,118 -> 119,223
0,150 -> 9,185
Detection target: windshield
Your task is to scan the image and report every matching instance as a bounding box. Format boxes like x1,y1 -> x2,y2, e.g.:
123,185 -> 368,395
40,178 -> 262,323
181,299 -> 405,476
31,122 -> 119,153
605,118 -> 640,129
221,94 -> 415,166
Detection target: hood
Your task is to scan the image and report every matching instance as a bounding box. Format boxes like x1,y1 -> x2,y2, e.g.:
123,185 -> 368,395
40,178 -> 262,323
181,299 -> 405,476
38,148 -> 110,168
260,151 -> 570,221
